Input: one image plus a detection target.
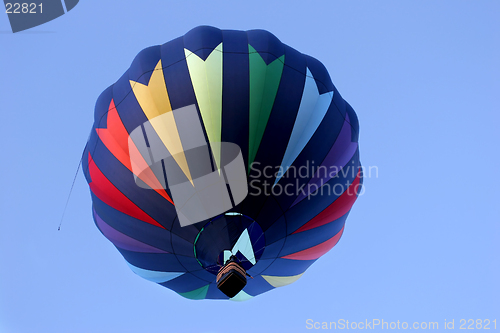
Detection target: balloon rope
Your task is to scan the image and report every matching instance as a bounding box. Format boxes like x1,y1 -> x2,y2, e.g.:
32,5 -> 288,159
58,154 -> 83,231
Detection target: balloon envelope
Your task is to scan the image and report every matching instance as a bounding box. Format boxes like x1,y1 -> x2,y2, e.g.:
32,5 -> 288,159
83,26 -> 362,300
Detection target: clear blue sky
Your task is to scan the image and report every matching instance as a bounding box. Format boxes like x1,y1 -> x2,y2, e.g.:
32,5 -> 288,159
1,1 -> 499,332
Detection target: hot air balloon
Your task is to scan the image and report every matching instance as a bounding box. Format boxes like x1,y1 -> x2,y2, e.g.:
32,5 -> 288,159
83,26 -> 362,301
